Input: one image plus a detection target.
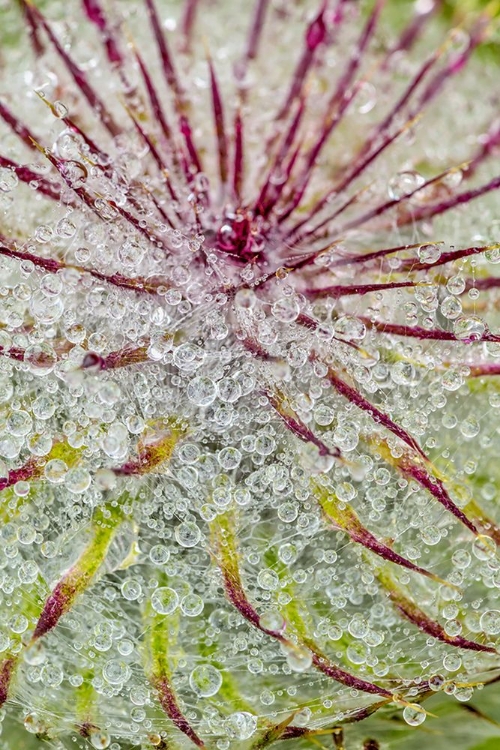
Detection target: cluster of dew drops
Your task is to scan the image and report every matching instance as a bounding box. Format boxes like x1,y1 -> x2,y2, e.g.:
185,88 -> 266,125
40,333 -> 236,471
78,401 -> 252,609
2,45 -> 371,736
1,0 -> 500,748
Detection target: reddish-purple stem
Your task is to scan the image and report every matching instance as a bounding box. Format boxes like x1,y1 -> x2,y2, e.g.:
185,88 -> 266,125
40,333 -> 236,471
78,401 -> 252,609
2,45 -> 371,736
27,2 -> 120,136
360,317 -> 500,344
274,1 -> 327,121
0,657 -> 17,707
180,0 -> 201,52
0,100 -> 39,151
304,281 -> 417,299
134,49 -> 174,144
82,0 -> 123,65
154,677 -> 205,747
144,0 -> 184,103
400,460 -> 478,535
322,363 -> 427,460
0,154 -> 62,202
235,0 -> 269,80
233,110 -> 244,201
409,174 -> 500,225
21,0 -> 44,56
255,97 -> 306,214
276,0 -> 384,225
208,57 -> 229,186
0,457 -> 42,491
392,599 -> 496,654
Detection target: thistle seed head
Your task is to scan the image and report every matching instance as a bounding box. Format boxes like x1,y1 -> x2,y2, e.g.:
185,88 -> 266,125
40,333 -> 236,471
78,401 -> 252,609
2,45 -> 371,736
0,0 -> 500,748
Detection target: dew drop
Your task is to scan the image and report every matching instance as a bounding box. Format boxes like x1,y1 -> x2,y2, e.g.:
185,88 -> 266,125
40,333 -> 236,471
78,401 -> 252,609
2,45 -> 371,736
175,521 -> 201,547
418,244 -> 441,264
90,729 -> 111,749
480,610 -> 500,635
189,664 -> 222,697
388,170 -> 425,200
403,704 -> 426,726
151,587 -> 179,615
454,315 -> 485,342
225,712 -> 257,740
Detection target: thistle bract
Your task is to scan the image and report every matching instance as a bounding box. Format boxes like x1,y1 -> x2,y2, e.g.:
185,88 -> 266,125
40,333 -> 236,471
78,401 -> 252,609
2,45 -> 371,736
1,0 -> 500,748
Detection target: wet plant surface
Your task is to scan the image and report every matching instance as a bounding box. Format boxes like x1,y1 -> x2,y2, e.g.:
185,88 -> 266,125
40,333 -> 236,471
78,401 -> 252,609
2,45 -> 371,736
1,0 -> 500,748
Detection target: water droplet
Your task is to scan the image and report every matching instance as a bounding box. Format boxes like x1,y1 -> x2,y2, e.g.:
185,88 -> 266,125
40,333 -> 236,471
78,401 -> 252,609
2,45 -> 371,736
225,712 -> 257,740
403,704 -> 426,726
388,170 -> 425,200
218,446 -> 241,470
258,610 -> 286,632
90,729 -> 111,749
334,316 -> 366,341
441,295 -> 462,320
418,244 -> 441,264
103,660 -> 131,685
272,296 -> 300,323
65,467 -> 91,494
175,521 -> 201,547
24,712 -> 46,734
480,610 -> 500,635
285,645 -> 312,673
181,593 -> 204,617
44,459 -> 68,484
0,167 -> 18,192
151,587 -> 179,615
257,569 -> 279,590
53,100 -> 68,118
454,316 -> 485,342
189,664 -> 222,697
121,578 -> 142,601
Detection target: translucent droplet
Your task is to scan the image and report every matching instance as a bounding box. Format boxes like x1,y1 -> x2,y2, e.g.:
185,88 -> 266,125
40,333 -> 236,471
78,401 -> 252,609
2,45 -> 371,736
44,459 -> 68,484
258,610 -> 286,632
189,664 -> 222,697
18,561 -> 39,584
454,316 -> 485,342
388,170 -> 425,200
403,704 -> 426,726
257,569 -> 279,590
334,316 -> 366,341
357,81 -> 377,114
24,712 -> 46,734
417,244 -> 441,264
24,343 -> 57,375
90,729 -> 111,749
441,295 -> 462,320
285,645 -> 312,673
480,610 -> 500,635
278,501 -> 298,523
391,361 -> 415,385
149,545 -> 170,565
0,167 -> 19,192
272,296 -> 300,322
53,100 -> 68,118
103,660 -> 131,685
0,376 -> 13,404
8,410 -> 32,437
65,467 -> 91,494
218,446 -> 241,470
41,663 -> 63,687
225,712 -> 257,740
421,525 -> 441,545
187,376 -> 217,406
151,587 -> 179,615
173,343 -> 205,372
120,578 -> 142,601
181,593 -> 204,617
29,291 -> 64,324
175,521 -> 201,547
